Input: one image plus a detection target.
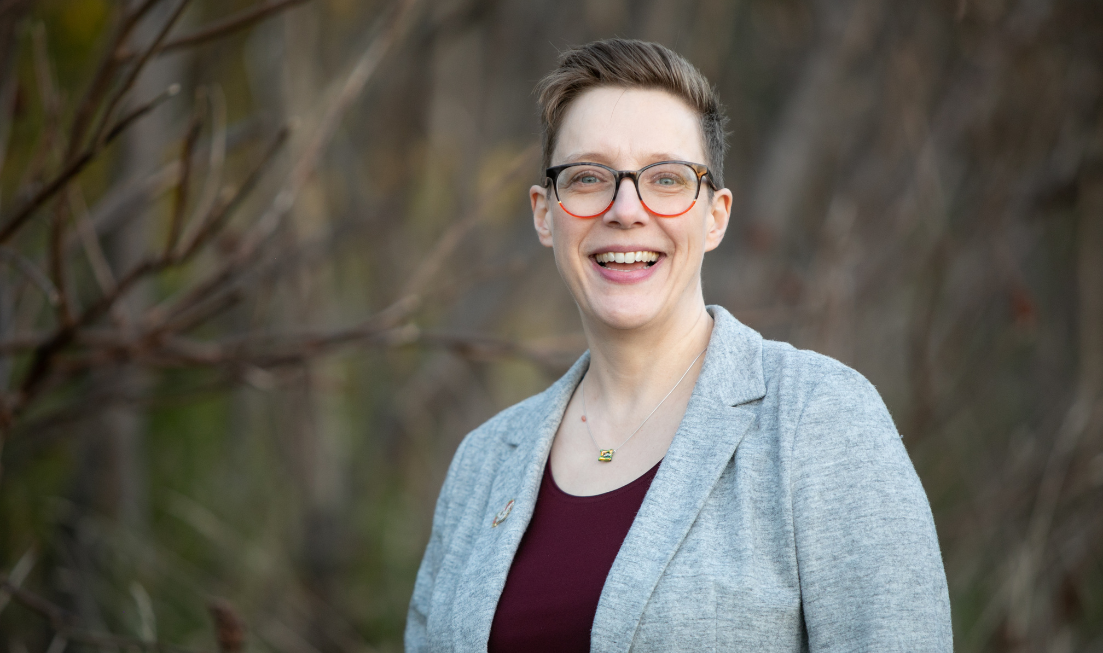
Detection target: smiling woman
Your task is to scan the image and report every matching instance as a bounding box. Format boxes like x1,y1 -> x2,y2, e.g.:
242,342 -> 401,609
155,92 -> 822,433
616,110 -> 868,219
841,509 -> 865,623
406,39 -> 952,653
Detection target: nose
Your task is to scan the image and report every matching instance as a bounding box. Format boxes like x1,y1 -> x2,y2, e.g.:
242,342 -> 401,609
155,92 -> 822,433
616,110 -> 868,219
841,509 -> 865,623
602,176 -> 649,228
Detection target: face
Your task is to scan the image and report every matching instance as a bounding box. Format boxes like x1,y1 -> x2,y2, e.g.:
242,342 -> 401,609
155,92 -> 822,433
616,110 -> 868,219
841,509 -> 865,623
531,87 -> 733,332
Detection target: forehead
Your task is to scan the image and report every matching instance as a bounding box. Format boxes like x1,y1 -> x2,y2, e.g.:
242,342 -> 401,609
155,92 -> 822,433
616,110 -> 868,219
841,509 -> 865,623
553,87 -> 706,167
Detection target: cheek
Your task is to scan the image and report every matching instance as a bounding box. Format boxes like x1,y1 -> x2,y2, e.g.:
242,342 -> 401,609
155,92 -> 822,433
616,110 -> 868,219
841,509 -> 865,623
550,214 -> 585,255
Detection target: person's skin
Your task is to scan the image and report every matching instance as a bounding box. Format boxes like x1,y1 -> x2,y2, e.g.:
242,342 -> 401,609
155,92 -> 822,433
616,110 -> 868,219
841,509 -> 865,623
531,87 -> 733,496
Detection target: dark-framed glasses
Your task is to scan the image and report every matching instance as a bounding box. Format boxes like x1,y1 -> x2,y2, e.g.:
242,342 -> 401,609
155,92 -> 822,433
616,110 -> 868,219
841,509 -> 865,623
545,160 -> 716,218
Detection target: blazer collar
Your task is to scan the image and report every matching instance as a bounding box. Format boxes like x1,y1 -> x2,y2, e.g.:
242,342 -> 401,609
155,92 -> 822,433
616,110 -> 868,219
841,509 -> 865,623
455,306 -> 765,651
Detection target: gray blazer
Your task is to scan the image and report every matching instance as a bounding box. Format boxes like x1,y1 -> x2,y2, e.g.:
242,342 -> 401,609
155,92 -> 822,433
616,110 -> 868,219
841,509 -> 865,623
406,306 -> 952,652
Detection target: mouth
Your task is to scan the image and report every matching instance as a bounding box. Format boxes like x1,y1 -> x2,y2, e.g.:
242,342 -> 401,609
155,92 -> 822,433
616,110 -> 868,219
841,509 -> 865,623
591,250 -> 662,272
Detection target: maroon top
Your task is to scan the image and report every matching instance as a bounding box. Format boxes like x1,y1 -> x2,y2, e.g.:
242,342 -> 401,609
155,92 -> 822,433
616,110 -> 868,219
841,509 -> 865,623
487,458 -> 662,652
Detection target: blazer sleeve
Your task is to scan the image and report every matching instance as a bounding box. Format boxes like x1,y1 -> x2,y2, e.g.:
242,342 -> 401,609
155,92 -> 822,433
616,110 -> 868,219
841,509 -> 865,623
790,365 -> 952,652
405,434 -> 473,652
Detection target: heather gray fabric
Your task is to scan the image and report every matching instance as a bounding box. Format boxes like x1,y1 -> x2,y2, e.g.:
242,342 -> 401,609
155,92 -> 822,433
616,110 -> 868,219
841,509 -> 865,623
406,306 -> 952,652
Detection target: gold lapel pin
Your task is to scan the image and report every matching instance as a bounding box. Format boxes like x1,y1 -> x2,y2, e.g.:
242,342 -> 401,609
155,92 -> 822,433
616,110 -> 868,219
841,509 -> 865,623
491,499 -> 515,528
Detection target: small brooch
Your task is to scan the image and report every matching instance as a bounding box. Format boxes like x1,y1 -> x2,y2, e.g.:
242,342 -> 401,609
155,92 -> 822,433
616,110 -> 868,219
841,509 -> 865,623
491,499 -> 515,528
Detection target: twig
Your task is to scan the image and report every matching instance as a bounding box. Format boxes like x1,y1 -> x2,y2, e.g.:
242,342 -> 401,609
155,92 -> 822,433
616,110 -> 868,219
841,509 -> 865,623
419,329 -> 582,372
176,126 -> 290,262
162,289 -> 243,336
47,198 -> 74,325
32,24 -> 77,325
245,0 -> 419,250
154,0 -> 311,56
0,246 -> 59,306
166,100 -> 204,257
69,185 -> 118,297
157,1 -> 419,326
9,127 -> 288,419
186,85 -> 226,243
66,0 -> 165,160
0,547 -> 36,617
0,84 -> 181,245
0,577 -> 67,628
1,576 -> 213,653
86,0 -> 193,153
104,82 -> 183,144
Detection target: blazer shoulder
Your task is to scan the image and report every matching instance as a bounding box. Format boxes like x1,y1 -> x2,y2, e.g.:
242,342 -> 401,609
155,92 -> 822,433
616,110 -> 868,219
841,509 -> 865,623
760,339 -> 875,393
759,339 -> 898,439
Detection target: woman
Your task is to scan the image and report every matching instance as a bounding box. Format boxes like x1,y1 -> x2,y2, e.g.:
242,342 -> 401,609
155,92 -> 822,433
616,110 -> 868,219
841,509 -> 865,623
406,39 -> 952,652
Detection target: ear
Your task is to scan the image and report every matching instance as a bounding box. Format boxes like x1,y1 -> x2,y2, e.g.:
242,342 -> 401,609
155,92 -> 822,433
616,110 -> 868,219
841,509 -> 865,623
703,187 -> 733,252
532,184 -> 555,248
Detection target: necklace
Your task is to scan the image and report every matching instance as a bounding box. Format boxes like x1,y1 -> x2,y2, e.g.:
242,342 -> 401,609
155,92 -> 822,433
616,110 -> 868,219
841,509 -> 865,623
580,347 -> 707,463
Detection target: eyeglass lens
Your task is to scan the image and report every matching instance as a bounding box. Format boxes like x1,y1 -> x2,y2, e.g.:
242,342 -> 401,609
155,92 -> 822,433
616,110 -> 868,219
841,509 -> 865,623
555,163 -> 699,217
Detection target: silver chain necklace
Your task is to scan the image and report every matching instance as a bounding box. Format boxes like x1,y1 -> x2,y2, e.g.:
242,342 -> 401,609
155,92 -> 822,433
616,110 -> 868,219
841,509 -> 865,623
581,347 -> 707,463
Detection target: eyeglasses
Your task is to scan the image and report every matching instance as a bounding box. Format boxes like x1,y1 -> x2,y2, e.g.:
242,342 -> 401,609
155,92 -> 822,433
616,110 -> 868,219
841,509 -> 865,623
545,160 -> 716,219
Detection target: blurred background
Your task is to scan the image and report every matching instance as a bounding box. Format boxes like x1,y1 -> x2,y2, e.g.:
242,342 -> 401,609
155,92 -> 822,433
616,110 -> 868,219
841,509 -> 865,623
1,0 -> 1101,651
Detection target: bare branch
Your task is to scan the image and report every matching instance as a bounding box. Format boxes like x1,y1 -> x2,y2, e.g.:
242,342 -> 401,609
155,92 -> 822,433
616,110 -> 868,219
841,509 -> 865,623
155,0 -> 311,56
166,100 -> 204,257
176,125 -> 290,262
9,126 -> 288,418
66,0 -> 166,159
0,547 -> 36,616
187,85 -> 227,241
419,329 -> 582,372
86,0 -> 192,153
103,81 -> 182,143
0,246 -> 59,306
154,2 -> 420,328
0,84 -> 180,245
68,185 -> 117,298
32,23 -> 76,325
47,199 -> 74,325
0,576 -> 212,653
245,0 -> 420,249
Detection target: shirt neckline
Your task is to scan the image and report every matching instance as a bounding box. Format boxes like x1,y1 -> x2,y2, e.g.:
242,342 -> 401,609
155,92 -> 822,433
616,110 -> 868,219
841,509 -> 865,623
543,457 -> 663,504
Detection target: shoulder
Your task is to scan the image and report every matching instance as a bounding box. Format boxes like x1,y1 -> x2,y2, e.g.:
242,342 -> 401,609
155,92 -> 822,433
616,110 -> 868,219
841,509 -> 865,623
761,339 -> 879,400
760,340 -> 896,435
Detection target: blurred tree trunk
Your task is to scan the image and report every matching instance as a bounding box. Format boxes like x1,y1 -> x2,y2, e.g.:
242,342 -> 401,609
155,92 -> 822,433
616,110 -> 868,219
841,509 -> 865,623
66,0 -> 190,626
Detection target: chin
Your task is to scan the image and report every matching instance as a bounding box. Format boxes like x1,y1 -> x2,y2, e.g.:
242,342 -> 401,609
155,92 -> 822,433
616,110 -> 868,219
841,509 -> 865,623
585,295 -> 668,331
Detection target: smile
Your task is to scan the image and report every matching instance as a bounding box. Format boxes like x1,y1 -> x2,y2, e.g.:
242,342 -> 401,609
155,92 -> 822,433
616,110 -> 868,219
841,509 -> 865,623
592,250 -> 661,269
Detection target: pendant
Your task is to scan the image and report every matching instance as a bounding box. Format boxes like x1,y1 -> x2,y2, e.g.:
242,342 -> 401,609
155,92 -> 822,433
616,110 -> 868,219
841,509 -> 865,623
598,449 -> 614,462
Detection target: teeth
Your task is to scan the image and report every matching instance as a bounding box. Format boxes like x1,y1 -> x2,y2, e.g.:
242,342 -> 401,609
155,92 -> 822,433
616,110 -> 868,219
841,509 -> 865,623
595,251 -> 660,264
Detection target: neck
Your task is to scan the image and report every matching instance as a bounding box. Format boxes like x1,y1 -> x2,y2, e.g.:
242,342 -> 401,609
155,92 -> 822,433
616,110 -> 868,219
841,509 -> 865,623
580,292 -> 713,418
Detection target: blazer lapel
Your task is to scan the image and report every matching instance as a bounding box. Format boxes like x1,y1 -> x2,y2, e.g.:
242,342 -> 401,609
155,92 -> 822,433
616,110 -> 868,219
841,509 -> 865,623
450,353 -> 590,651
591,307 -> 766,653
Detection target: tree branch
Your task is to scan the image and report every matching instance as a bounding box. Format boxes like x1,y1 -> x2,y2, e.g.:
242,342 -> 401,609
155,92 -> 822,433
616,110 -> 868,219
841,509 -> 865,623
153,0 -> 312,57
0,84 -> 180,245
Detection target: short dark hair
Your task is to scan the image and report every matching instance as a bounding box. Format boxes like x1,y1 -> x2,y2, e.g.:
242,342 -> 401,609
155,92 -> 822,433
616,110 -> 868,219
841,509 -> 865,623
535,38 -> 729,188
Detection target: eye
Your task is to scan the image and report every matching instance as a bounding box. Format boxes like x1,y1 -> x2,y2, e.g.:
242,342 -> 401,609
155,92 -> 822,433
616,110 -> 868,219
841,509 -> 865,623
562,167 -> 612,189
